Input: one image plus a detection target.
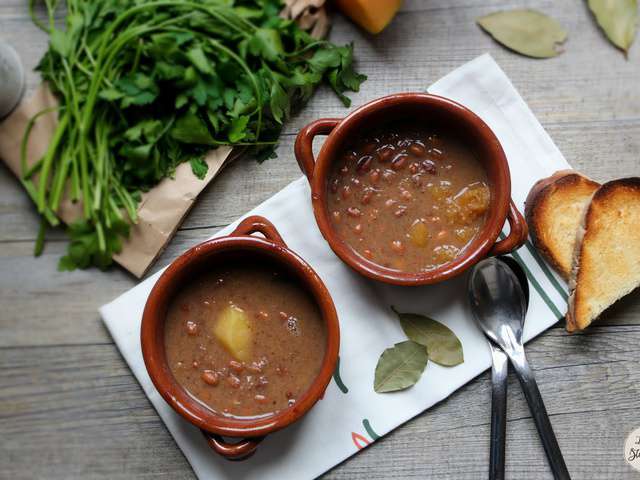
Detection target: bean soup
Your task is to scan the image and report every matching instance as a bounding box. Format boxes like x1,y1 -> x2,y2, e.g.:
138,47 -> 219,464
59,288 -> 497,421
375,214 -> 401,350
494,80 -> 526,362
164,261 -> 326,418
327,123 -> 491,273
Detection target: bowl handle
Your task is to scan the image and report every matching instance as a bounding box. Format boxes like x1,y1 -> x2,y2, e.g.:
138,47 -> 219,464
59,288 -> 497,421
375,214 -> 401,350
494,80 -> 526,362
489,200 -> 528,256
202,431 -> 265,461
230,215 -> 286,247
294,118 -> 341,181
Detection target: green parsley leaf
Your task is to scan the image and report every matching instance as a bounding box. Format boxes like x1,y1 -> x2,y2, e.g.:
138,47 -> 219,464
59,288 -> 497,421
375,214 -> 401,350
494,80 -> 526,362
190,157 -> 209,179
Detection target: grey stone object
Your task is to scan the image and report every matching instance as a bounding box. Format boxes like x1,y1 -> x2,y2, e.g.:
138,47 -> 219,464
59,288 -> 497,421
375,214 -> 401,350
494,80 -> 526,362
0,41 -> 25,118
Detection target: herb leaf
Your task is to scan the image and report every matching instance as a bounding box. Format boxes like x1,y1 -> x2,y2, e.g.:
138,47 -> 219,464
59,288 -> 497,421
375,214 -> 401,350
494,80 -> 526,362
374,340 -> 429,393
588,0 -> 637,54
190,157 -> 209,179
477,9 -> 568,58
393,307 -> 464,367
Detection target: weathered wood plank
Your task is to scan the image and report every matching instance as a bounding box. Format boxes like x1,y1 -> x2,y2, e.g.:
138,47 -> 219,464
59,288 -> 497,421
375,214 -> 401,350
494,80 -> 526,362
1,1 -> 639,478
1,326 -> 638,479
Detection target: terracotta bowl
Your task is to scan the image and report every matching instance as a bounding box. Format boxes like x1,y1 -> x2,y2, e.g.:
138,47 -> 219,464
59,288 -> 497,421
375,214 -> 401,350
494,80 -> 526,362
141,216 -> 340,461
294,93 -> 528,286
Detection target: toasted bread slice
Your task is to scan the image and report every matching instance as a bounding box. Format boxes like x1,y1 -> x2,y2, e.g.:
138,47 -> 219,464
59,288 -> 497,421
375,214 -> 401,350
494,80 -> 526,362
525,170 -> 600,279
566,178 -> 640,332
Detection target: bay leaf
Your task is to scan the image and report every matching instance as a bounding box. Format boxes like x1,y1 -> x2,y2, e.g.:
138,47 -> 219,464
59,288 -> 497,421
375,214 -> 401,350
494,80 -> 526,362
477,9 -> 568,58
393,307 -> 464,367
588,0 -> 637,54
374,340 -> 429,393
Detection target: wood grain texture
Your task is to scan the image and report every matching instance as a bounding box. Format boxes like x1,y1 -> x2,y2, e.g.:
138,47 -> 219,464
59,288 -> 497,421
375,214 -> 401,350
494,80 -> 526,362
1,0 -> 639,478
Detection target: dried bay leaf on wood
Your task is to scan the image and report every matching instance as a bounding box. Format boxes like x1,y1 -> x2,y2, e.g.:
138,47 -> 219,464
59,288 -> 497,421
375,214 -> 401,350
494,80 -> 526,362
588,0 -> 637,55
374,341 -> 429,393
477,9 -> 568,58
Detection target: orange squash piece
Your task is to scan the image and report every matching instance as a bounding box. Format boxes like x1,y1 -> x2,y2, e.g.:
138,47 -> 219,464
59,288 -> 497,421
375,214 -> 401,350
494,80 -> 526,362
334,0 -> 403,34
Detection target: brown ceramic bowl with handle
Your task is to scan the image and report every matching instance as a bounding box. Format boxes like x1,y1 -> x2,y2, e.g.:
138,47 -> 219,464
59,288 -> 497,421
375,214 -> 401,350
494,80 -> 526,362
294,93 -> 528,286
141,215 -> 340,461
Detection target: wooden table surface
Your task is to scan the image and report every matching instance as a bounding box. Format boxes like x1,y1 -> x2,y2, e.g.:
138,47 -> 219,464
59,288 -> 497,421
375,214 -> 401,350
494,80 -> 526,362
1,1 -> 639,478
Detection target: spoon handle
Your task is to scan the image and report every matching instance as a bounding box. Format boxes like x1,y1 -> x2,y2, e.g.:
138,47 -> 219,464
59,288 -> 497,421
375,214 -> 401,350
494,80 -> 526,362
489,345 -> 508,480
510,353 -> 571,480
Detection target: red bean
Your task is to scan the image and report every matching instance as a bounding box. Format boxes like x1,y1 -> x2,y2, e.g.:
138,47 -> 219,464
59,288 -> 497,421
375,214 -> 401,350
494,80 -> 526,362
346,207 -> 362,218
255,311 -> 269,320
353,224 -> 363,234
428,147 -> 444,158
363,249 -> 373,259
370,169 -> 381,183
409,142 -> 426,156
394,205 -> 408,217
340,165 -> 349,175
401,190 -> 412,200
385,199 -> 396,208
279,311 -> 288,320
356,155 -> 373,173
341,185 -> 351,199
192,361 -> 199,369
422,160 -> 437,174
382,169 -> 395,182
409,162 -> 420,174
254,394 -> 268,404
376,146 -> 394,163
361,189 -> 373,205
332,210 -> 341,223
229,360 -> 244,374
227,375 -> 241,389
201,370 -> 219,386
185,320 -> 198,335
391,153 -> 408,170
330,178 -> 339,193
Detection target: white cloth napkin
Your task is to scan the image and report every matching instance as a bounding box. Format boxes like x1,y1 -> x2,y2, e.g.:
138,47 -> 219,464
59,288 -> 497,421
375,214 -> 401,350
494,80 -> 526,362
100,54 -> 571,479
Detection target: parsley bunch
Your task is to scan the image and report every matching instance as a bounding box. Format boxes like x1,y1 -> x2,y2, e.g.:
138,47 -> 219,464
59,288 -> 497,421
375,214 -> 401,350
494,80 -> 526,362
24,0 -> 366,271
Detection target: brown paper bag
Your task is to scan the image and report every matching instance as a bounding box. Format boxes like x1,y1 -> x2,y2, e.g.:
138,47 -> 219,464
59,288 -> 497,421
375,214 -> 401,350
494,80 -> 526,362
0,85 -> 235,278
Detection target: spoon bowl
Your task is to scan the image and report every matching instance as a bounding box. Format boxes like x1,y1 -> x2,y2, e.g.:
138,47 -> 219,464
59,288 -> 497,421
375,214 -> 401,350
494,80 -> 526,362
468,257 -> 527,352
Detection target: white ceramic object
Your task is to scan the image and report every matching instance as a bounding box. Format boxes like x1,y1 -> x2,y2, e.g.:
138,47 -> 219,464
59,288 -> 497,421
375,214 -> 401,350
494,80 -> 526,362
0,41 -> 25,118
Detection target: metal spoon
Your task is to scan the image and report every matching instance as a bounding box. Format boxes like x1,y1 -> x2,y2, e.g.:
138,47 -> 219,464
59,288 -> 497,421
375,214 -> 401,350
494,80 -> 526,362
479,257 -> 530,480
468,257 -> 570,480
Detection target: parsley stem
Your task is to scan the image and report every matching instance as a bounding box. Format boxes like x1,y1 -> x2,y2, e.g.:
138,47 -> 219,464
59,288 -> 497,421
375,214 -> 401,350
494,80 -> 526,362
36,112 -> 69,213
20,106 -> 60,179
34,218 -> 47,257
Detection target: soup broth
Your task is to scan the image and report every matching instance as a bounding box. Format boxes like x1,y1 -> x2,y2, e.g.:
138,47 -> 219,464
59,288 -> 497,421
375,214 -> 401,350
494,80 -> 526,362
327,123 -> 491,273
164,262 -> 326,418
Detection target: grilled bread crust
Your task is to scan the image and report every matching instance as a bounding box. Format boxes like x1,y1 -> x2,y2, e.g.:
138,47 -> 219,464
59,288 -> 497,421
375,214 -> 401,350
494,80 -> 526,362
566,178 -> 640,332
525,170 -> 600,280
